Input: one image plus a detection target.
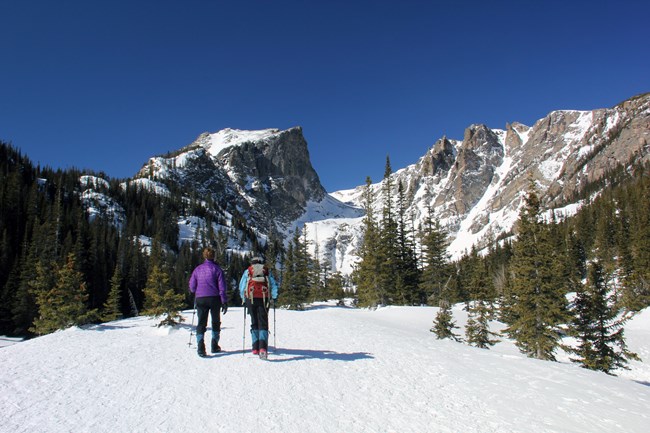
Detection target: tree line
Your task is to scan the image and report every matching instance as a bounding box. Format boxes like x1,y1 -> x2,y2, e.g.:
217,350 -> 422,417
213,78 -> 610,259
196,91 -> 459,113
2,141 -> 649,375
350,156 -> 649,374
0,142 -> 258,337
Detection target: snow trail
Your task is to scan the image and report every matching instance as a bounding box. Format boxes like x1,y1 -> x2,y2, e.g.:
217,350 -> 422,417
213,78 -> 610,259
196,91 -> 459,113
1,305 -> 649,433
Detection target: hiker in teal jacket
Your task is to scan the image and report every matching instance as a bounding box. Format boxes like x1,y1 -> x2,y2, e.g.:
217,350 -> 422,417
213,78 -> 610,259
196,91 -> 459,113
239,256 -> 278,359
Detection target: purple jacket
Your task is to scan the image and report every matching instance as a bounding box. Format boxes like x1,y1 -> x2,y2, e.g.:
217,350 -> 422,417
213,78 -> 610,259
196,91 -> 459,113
188,259 -> 228,303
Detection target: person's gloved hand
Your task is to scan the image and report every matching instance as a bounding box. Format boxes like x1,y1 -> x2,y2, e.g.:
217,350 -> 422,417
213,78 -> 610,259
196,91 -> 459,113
221,304 -> 228,315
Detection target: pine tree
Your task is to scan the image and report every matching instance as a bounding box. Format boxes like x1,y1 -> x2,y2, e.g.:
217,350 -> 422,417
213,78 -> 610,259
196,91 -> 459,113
102,264 -> 124,322
395,181 -> 419,304
465,260 -> 499,348
326,271 -> 346,304
419,204 -> 448,305
431,299 -> 461,341
378,157 -> 399,304
142,264 -> 185,327
503,181 -> 567,360
465,301 -> 499,348
567,261 -> 640,374
279,227 -> 311,310
353,177 -> 382,307
279,240 -> 297,308
623,172 -> 650,310
30,253 -> 94,335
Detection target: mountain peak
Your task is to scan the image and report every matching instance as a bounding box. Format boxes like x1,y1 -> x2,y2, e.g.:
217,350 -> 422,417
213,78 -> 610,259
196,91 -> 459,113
199,127 -> 300,157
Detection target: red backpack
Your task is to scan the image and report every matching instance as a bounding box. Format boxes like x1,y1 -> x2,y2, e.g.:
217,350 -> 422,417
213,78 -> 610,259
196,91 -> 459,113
245,263 -> 269,299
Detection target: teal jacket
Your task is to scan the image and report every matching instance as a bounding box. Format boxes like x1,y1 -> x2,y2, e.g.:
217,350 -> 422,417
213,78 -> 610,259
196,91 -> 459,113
239,266 -> 279,300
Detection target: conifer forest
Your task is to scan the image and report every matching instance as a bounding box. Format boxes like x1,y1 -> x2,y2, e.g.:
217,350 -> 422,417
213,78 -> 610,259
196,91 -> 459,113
1,141 -> 649,374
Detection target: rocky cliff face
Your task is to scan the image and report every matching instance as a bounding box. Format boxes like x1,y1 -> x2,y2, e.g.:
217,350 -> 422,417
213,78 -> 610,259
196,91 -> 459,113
118,93 -> 650,274
134,127 -> 330,234
324,92 -> 650,266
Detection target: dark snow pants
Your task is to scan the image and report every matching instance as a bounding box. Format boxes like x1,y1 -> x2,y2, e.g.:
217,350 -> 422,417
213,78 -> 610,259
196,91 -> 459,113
246,298 -> 269,351
195,296 -> 222,339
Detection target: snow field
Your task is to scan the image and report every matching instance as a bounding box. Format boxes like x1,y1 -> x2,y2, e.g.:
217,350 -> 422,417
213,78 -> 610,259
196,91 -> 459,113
1,305 -> 649,433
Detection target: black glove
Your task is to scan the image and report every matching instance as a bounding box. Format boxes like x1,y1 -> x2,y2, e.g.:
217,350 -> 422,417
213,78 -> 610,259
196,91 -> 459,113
221,304 -> 228,315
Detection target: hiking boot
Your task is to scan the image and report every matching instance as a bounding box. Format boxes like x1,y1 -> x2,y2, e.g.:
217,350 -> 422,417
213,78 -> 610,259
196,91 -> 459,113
197,341 -> 207,357
211,339 -> 221,353
252,349 -> 259,355
259,349 -> 268,360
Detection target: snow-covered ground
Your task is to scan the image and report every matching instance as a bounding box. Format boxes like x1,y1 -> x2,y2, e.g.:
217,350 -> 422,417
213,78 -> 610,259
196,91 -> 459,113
1,304 -> 649,433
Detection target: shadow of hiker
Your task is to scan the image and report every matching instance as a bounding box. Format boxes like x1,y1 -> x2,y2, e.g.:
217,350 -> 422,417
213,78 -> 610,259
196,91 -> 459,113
267,348 -> 373,363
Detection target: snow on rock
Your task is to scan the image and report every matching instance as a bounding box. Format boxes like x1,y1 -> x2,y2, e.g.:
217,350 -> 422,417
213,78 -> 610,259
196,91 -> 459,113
80,175 -> 109,189
204,128 -> 282,157
2,305 -> 649,433
122,178 -> 171,197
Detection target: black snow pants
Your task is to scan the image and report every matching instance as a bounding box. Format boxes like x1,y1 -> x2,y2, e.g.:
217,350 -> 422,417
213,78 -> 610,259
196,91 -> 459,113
246,298 -> 269,351
195,296 -> 222,337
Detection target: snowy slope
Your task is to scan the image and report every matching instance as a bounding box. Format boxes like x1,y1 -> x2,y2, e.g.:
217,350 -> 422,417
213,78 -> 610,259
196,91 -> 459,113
204,128 -> 283,157
2,305 -> 649,433
319,96 -> 650,270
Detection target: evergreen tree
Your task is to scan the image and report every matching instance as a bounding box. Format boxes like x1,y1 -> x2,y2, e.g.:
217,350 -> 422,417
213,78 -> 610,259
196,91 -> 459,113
30,253 -> 94,335
394,181 -> 419,304
465,302 -> 499,348
624,171 -> 650,310
465,260 -> 499,348
102,264 -> 124,322
353,177 -> 382,307
142,264 -> 185,327
419,205 -> 448,305
378,157 -> 399,304
503,181 -> 567,360
431,299 -> 461,341
279,227 -> 311,309
567,261 -> 640,374
326,271 -> 346,304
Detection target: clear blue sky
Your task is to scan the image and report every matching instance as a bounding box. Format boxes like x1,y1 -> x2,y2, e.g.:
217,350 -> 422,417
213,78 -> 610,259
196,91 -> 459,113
1,0 -> 648,192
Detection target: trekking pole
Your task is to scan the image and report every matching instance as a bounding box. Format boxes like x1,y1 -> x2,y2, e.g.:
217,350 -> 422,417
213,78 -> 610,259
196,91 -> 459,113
188,299 -> 196,347
273,301 -> 277,352
242,303 -> 247,356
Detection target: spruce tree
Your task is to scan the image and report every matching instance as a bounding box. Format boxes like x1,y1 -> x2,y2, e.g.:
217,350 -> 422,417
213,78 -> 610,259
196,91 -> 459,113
465,302 -> 499,348
465,260 -> 499,348
378,157 -> 399,304
279,227 -> 311,310
395,181 -> 419,304
102,264 -> 124,322
353,177 -> 382,308
326,271 -> 346,304
624,173 -> 650,310
431,299 -> 461,341
142,264 -> 185,327
567,261 -> 640,374
30,253 -> 94,335
503,181 -> 567,360
279,240 -> 297,308
419,205 -> 448,305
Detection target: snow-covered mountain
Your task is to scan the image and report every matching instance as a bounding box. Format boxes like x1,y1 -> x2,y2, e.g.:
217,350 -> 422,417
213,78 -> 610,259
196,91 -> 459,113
135,126 -> 363,234
311,92 -> 650,267
79,93 -> 650,272
2,304 -> 649,432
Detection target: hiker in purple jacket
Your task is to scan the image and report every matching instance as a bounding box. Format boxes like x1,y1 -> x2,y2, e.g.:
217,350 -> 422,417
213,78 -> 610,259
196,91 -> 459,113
189,247 -> 228,357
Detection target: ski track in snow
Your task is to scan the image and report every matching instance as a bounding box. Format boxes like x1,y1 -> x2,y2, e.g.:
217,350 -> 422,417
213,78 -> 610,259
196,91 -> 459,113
1,305 -> 649,433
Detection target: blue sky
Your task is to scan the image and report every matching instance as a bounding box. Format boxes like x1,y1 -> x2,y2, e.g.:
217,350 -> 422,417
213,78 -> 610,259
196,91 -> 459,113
1,0 -> 648,192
